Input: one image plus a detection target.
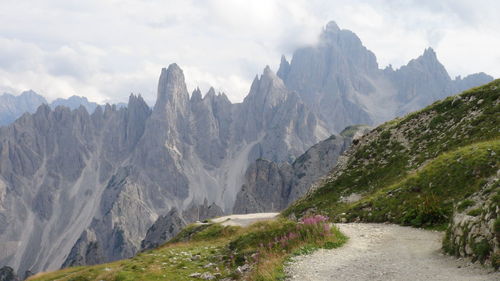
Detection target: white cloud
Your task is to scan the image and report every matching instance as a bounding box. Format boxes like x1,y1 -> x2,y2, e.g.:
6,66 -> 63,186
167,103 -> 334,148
0,0 -> 498,104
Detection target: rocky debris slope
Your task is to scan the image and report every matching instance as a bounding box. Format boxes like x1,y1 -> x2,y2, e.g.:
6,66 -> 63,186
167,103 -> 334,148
285,223 -> 499,281
444,171 -> 499,269
233,125 -> 370,214
278,21 -> 493,132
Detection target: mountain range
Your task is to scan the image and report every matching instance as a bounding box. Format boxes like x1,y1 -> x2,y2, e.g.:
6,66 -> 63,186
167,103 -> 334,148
22,59 -> 500,281
0,91 -> 111,126
277,21 -> 492,132
0,21 -> 494,278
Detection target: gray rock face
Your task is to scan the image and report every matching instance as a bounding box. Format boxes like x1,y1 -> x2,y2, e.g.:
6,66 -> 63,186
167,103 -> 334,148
139,208 -> 186,251
443,173 -> 499,267
140,200 -> 224,251
278,21 -> 494,132
0,64 -> 327,275
233,125 -> 371,213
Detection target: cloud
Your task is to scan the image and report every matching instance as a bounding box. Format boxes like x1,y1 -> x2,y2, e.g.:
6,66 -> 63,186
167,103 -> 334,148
0,0 -> 498,104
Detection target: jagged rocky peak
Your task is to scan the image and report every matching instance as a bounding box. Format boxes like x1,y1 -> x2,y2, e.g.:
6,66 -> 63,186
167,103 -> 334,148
276,55 -> 290,80
51,95 -> 99,113
325,20 -> 340,32
318,21 -> 378,71
190,87 -> 202,102
19,89 -> 43,99
154,63 -> 189,114
204,87 -> 216,99
246,65 -> 287,108
410,47 -> 447,71
127,93 -> 149,111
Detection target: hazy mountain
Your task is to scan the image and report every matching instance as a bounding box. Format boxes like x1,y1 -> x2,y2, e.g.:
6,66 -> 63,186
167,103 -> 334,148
0,91 -> 47,126
50,96 -> 99,113
0,92 -> 105,127
278,21 -> 494,132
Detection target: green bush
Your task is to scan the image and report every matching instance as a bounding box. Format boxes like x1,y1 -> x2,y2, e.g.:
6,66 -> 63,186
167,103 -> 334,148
68,277 -> 90,281
457,199 -> 474,212
466,208 -> 482,217
492,252 -> 500,270
472,239 -> 492,264
494,218 -> 500,243
192,224 -> 238,241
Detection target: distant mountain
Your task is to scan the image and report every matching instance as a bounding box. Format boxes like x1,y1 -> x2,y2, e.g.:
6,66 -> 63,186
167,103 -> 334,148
50,95 -> 99,112
278,21 -> 494,132
0,90 -> 47,126
0,91 -> 118,127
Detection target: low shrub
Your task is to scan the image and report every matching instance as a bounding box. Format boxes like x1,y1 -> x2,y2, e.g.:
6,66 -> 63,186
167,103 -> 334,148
472,239 -> 492,264
466,208 -> 482,217
457,199 -> 474,212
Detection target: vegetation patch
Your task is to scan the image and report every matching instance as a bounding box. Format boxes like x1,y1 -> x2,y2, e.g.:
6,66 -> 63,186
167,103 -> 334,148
472,239 -> 492,264
29,216 -> 346,281
457,199 -> 475,212
466,208 -> 482,217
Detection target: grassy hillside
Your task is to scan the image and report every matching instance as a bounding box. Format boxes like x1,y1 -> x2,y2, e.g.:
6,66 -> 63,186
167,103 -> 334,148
29,217 -> 346,281
283,79 -> 499,267
284,79 -> 500,229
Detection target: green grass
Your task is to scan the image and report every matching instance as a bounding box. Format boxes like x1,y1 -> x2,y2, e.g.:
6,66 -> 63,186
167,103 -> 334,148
466,208 -> 483,217
457,200 -> 475,212
343,141 -> 498,227
29,218 -> 347,281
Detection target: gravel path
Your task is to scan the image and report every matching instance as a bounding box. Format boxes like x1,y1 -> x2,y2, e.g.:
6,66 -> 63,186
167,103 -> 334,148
210,212 -> 279,227
286,223 -> 499,281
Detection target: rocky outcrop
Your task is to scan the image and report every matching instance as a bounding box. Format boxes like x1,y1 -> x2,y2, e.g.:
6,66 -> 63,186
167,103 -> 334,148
278,21 -> 494,132
140,208 -> 186,251
140,201 -> 224,251
444,173 -> 500,269
233,125 -> 371,213
0,266 -> 19,281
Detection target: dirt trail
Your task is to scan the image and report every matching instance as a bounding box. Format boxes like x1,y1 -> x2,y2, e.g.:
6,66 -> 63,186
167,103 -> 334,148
286,223 -> 499,281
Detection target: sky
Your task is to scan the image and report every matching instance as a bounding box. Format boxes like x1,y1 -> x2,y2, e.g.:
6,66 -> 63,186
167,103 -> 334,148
0,0 -> 499,105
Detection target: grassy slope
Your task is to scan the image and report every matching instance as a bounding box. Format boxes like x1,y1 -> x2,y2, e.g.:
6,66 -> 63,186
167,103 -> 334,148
29,218 -> 346,281
284,79 -> 500,229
